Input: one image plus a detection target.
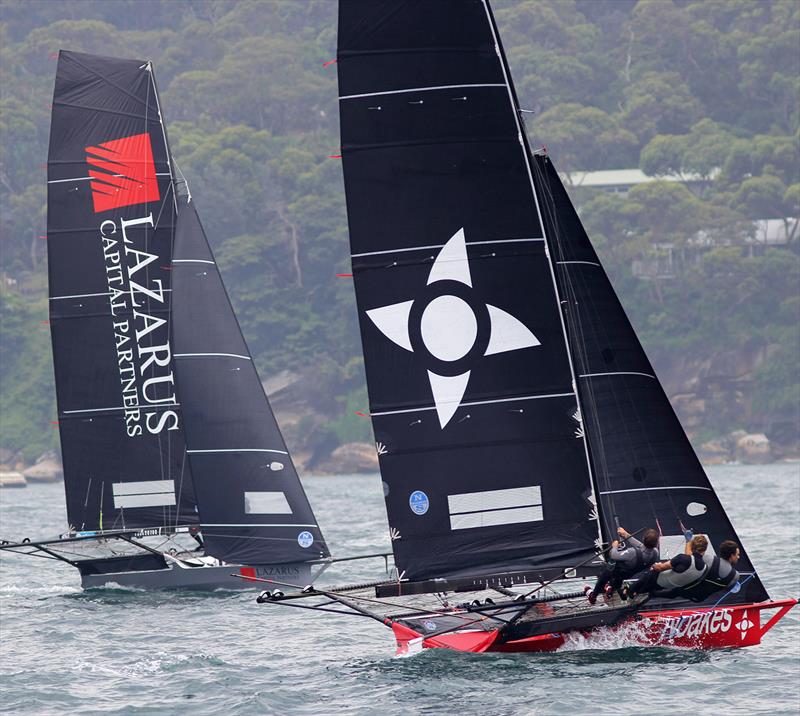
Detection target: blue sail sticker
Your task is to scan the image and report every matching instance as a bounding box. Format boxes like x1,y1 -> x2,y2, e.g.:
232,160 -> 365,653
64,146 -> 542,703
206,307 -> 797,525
297,531 -> 314,548
409,490 -> 429,515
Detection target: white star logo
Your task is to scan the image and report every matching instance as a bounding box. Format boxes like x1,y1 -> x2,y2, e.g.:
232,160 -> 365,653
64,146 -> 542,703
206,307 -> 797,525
735,611 -> 754,641
365,228 -> 541,428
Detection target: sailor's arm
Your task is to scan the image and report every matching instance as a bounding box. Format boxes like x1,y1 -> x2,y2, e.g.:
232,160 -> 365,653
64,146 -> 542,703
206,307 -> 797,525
616,526 -> 644,550
609,540 -> 636,565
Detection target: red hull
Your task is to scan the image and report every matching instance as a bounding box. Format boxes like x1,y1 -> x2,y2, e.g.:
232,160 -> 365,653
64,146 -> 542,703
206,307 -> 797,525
393,599 -> 796,655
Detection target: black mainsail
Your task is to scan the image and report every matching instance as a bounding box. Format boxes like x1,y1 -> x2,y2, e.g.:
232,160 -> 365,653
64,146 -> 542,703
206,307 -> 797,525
45,50 -> 327,570
48,50 -> 197,532
531,155 -> 769,604
338,0 -> 601,580
337,0 -> 767,605
249,0 -> 794,654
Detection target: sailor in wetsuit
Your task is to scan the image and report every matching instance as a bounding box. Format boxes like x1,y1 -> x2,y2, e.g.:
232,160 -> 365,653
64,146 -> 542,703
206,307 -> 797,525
587,526 -> 660,605
627,534 -> 710,599
681,539 -> 741,601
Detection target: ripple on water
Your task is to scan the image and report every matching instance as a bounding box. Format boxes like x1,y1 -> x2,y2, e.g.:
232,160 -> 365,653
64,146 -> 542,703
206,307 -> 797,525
0,469 -> 798,716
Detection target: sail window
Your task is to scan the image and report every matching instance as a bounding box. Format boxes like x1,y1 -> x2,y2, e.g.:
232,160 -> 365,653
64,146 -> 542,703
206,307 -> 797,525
112,480 -> 176,509
244,492 -> 292,515
659,533 -> 715,560
448,486 -> 543,530
686,502 -> 708,516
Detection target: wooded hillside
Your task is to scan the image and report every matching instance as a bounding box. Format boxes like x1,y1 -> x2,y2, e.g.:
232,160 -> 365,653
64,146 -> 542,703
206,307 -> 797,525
1,0 -> 797,467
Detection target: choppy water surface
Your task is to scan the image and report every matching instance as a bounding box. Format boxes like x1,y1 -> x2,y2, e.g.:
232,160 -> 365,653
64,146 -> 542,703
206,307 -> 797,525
1,464 -> 798,715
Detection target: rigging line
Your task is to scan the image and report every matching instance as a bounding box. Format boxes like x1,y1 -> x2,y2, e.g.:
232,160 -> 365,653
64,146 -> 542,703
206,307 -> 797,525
174,449 -> 187,530
148,63 -> 178,214
711,573 -> 755,608
480,0 -> 601,546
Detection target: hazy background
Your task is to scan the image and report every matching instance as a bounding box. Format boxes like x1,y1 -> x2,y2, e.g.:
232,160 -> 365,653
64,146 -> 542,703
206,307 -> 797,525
1,0 -> 798,474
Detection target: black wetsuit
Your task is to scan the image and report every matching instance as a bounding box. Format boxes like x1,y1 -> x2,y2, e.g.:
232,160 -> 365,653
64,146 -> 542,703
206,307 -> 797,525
591,536 -> 659,598
680,554 -> 740,601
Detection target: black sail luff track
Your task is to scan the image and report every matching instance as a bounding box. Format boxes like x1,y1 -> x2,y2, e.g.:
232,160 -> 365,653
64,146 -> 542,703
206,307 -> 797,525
337,0 -> 601,581
47,50 -> 197,532
531,154 -> 769,605
170,195 -> 329,565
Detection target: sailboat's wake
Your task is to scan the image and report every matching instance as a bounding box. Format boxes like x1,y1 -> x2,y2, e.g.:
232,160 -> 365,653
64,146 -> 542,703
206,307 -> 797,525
556,619 -> 655,651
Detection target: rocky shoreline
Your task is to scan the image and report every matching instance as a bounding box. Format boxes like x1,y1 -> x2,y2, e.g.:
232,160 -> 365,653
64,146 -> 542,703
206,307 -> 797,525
2,434 -> 797,488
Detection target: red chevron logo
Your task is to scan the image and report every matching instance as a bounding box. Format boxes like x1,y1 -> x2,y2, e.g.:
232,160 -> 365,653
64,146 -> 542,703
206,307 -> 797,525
85,133 -> 160,213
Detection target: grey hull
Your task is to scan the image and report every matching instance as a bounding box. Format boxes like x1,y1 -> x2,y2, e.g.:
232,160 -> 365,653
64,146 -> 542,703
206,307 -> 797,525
80,562 -> 314,590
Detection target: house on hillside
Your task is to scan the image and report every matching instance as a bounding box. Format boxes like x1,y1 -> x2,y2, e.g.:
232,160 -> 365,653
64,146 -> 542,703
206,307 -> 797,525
561,168 -> 715,195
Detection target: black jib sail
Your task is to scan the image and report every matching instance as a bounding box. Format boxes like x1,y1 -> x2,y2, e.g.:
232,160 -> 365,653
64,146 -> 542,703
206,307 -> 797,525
337,0 -> 602,580
48,50 -> 198,532
170,194 -> 330,565
530,154 -> 769,605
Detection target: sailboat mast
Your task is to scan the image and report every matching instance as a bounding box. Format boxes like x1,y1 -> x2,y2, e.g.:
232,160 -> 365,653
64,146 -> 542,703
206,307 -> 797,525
480,0 -> 605,544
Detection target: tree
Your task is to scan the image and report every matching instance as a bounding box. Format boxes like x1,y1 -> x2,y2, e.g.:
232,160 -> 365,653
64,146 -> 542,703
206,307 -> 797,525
534,103 -> 638,170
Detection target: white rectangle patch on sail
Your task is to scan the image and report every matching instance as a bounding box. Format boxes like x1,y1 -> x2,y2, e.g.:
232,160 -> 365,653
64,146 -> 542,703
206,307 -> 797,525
448,486 -> 543,531
244,491 -> 292,515
112,480 -> 176,509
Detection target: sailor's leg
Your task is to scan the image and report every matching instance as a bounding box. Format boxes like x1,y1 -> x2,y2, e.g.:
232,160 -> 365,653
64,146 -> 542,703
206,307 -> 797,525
629,569 -> 659,596
589,566 -> 615,603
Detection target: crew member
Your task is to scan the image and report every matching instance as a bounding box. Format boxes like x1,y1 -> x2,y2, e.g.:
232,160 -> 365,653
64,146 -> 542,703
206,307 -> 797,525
587,526 -> 660,605
626,533 -> 710,599
681,539 -> 741,601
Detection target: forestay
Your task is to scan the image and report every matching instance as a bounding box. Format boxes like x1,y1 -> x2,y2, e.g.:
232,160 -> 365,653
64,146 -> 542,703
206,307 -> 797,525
47,50 -> 198,531
531,155 -> 769,605
170,196 -> 330,565
337,0 -> 601,580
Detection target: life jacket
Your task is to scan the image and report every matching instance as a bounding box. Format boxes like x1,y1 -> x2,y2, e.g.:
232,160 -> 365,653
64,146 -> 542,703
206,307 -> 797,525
656,552 -> 708,591
705,556 -> 738,588
613,543 -> 659,576
681,557 -> 739,602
